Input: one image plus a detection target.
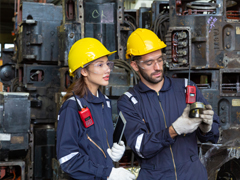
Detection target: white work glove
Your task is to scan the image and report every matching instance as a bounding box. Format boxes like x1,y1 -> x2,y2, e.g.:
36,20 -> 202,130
108,167 -> 136,180
199,104 -> 214,133
172,104 -> 202,135
107,141 -> 125,162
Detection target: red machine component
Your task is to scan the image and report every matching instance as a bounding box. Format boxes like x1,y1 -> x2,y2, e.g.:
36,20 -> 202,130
227,11 -> 240,19
0,167 -> 6,179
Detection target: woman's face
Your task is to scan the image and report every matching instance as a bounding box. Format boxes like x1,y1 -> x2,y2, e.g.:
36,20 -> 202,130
82,56 -> 113,87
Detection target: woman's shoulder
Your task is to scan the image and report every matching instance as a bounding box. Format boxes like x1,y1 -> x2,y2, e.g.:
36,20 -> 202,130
60,96 -> 85,111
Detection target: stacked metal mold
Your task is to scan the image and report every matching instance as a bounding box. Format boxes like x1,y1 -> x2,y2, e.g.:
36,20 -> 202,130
0,92 -> 30,180
127,0 -> 240,179
162,0 -> 240,179
0,0 -> 133,179
1,0 -> 240,179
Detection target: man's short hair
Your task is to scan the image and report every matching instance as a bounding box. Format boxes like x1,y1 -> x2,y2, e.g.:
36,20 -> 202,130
132,55 -> 142,62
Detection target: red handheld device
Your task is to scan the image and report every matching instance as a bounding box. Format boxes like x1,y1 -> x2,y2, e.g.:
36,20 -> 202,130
186,85 -> 196,104
186,63 -> 196,104
72,91 -> 94,128
78,107 -> 94,128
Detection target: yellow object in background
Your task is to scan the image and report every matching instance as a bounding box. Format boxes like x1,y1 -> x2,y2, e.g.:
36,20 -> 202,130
126,166 -> 141,179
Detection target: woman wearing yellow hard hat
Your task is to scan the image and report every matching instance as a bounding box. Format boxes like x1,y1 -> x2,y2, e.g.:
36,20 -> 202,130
56,37 -> 136,180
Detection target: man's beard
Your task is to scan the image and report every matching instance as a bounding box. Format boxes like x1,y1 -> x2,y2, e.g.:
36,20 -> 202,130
138,67 -> 164,84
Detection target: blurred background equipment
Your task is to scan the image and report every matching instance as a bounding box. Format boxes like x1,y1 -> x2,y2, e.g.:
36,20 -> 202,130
0,0 -> 240,179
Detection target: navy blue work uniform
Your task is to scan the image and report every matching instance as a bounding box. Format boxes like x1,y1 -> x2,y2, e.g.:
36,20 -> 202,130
57,90 -> 114,180
117,76 -> 220,180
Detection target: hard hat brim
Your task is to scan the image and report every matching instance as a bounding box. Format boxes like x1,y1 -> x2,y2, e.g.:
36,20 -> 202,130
69,50 -> 117,77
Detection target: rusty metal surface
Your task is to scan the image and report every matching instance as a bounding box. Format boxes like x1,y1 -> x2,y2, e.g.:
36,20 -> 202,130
165,1 -> 240,179
165,0 -> 240,70
0,160 -> 25,180
1,0 -> 240,179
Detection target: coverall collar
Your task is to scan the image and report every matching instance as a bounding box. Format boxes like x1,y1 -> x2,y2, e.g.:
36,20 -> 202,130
84,89 -> 105,103
137,75 -> 172,93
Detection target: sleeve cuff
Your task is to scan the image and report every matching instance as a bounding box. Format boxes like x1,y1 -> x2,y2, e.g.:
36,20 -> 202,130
97,166 -> 113,179
163,128 -> 176,145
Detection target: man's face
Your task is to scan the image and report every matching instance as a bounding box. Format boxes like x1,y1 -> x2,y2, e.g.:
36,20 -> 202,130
132,50 -> 164,84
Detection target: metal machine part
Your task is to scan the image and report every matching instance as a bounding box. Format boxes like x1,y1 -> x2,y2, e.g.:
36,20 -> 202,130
189,102 -> 205,118
0,93 -> 30,179
165,27 -> 191,69
0,161 -> 25,180
17,2 -> 62,63
165,1 -> 240,179
1,0 -> 240,180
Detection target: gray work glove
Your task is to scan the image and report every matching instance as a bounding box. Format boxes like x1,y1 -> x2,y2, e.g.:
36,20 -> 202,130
108,167 -> 136,180
172,104 -> 202,135
107,141 -> 125,162
199,104 -> 214,133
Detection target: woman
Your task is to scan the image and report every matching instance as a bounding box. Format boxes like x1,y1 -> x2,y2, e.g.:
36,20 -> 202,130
56,38 -> 136,180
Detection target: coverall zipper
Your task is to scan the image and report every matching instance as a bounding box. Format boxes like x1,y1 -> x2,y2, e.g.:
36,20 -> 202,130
87,134 -> 107,158
87,103 -> 110,158
157,92 -> 177,180
104,128 -> 110,149
102,103 -> 110,149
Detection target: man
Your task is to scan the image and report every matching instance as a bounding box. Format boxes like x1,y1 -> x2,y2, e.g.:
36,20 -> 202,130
117,28 -> 219,180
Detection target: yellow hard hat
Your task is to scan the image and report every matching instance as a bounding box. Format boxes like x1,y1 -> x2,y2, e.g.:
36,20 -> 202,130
126,28 -> 167,59
68,37 -> 117,76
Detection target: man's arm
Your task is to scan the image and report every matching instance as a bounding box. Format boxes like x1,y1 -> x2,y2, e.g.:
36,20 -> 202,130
117,95 -> 175,159
194,83 -> 220,143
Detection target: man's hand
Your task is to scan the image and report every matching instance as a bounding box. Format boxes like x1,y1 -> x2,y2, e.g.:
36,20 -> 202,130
199,104 -> 214,134
107,141 -> 125,162
108,167 -> 136,180
172,104 -> 202,135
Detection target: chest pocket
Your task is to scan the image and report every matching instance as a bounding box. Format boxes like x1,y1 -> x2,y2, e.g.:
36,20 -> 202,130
87,134 -> 107,158
170,78 -> 190,117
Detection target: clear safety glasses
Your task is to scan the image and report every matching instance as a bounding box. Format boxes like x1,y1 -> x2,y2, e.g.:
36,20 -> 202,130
90,61 -> 114,74
137,58 -> 164,70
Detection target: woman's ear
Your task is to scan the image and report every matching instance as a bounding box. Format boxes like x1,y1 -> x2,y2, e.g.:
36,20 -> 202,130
130,61 -> 139,72
81,68 -> 88,77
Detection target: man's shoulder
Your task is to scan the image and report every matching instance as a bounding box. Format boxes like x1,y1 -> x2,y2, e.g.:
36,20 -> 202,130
168,76 -> 185,83
118,86 -> 141,104
119,88 -> 134,101
167,76 -> 186,88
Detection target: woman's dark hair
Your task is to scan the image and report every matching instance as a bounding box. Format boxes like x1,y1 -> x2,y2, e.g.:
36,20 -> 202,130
62,67 -> 89,103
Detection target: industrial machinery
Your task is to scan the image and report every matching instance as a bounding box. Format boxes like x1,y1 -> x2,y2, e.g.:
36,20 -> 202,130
0,0 -> 240,179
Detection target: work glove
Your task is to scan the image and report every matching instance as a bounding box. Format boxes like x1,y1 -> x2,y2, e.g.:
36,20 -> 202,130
108,167 -> 136,180
107,141 -> 125,162
199,104 -> 214,134
172,104 -> 202,135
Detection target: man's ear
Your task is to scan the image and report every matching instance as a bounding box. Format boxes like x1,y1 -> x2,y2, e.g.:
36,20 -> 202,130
81,68 -> 88,77
130,61 -> 139,72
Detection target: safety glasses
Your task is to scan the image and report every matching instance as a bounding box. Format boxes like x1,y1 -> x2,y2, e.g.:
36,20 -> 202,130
137,58 -> 163,70
90,61 -> 114,74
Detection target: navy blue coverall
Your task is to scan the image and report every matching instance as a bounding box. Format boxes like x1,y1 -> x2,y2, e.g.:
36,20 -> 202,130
57,90 -> 114,180
117,76 -> 219,180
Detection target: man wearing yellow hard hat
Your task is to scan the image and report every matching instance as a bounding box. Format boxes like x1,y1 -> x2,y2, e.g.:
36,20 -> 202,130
57,37 -> 136,180
117,28 -> 219,180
